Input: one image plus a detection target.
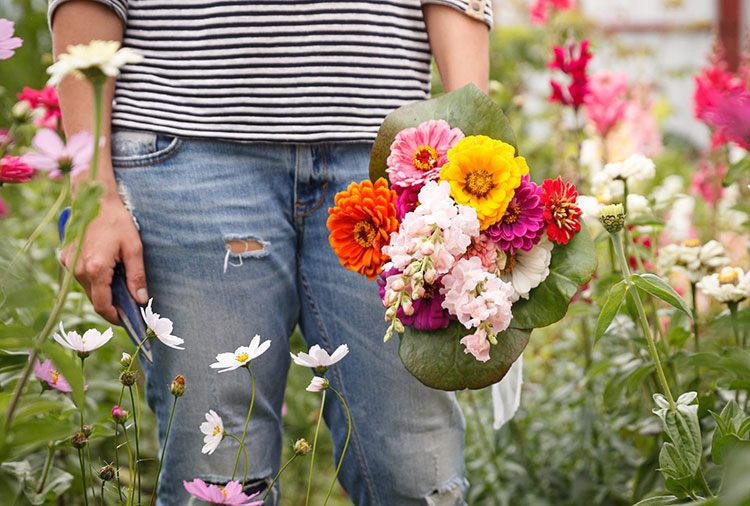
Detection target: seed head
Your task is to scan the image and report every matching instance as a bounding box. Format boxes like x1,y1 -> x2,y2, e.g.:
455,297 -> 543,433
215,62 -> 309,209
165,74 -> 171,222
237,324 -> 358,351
599,203 -> 625,233
170,374 -> 186,397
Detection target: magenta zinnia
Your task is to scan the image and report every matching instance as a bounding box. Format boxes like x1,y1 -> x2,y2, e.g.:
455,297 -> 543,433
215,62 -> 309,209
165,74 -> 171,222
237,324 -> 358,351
485,175 -> 545,253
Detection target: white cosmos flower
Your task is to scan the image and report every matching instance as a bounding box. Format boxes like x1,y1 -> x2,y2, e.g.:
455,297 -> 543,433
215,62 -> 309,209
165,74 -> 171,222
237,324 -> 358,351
496,241 -> 553,302
291,344 -> 349,371
141,298 -> 185,350
697,267 -> 750,303
306,376 -> 329,392
210,334 -> 271,373
47,40 -> 143,86
199,410 -> 224,455
53,322 -> 113,355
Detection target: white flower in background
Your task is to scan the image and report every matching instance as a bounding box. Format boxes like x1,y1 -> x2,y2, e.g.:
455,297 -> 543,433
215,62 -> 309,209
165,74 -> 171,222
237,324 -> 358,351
306,376 -> 329,392
210,335 -> 271,373
658,239 -> 730,282
699,240 -> 730,270
577,195 -> 603,221
717,183 -> 748,230
579,138 -> 604,173
728,144 -> 748,164
47,40 -> 143,86
626,193 -> 650,219
291,344 -> 349,371
665,196 -> 695,242
696,266 -> 750,303
496,241 -> 553,302
590,169 -> 624,202
141,298 -> 185,350
604,154 -> 655,184
199,410 -> 224,455
651,175 -> 685,211
53,322 -> 113,356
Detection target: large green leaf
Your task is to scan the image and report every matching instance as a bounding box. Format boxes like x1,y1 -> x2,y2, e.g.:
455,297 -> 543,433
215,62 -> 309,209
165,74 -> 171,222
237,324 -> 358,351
369,83 -> 517,183
510,220 -> 598,330
398,323 -> 529,391
595,279 -> 628,344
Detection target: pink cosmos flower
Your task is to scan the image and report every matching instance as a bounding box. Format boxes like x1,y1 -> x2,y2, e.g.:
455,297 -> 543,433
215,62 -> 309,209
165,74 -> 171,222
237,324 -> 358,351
22,129 -> 95,179
17,86 -> 62,130
460,327 -> 491,362
386,120 -> 464,189
0,156 -> 34,183
529,0 -> 575,25
0,19 -> 22,60
584,70 -> 628,138
183,479 -> 263,505
549,40 -> 592,110
33,358 -> 72,393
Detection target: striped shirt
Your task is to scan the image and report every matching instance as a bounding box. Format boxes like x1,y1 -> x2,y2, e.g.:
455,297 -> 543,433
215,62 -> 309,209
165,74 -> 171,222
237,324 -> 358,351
49,0 -> 492,143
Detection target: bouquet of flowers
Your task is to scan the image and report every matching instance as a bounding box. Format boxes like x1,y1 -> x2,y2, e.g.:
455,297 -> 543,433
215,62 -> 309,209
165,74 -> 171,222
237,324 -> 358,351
327,84 -> 597,390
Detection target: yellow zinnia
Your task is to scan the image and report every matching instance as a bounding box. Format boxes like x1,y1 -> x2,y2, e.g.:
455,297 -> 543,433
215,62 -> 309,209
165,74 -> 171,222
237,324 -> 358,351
439,135 -> 529,229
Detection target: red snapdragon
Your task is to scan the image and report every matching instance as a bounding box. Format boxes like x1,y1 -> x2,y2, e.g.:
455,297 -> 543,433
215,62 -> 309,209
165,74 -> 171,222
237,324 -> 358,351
549,40 -> 592,111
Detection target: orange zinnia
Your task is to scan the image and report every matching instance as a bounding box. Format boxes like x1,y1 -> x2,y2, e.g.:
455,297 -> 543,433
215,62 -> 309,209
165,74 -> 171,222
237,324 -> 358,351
327,178 -> 399,280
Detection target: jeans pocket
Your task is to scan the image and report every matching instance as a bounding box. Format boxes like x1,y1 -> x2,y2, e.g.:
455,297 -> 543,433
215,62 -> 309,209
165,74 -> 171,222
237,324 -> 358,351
111,128 -> 184,168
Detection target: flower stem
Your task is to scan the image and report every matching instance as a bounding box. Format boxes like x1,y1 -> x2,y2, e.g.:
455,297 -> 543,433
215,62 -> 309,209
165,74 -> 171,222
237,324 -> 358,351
114,423 -> 124,502
150,396 -> 178,506
232,368 -> 255,483
323,386 -> 351,506
728,301 -> 741,348
305,390 -> 326,506
226,434 -> 249,486
78,448 -> 90,506
36,442 -> 55,494
610,231 -> 676,411
691,282 -> 700,351
79,357 -> 86,429
122,424 -> 134,505
697,467 -> 714,498
262,454 -> 297,501
89,80 -> 104,182
128,386 -> 141,505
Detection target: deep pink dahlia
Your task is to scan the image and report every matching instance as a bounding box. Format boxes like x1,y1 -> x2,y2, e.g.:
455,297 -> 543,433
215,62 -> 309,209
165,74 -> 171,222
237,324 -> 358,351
0,155 -> 34,184
377,267 -> 453,331
486,175 -> 545,253
183,479 -> 263,505
386,119 -> 464,189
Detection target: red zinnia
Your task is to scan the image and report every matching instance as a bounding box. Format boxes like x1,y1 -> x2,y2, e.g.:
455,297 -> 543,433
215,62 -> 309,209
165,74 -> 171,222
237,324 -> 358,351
0,155 -> 34,184
549,40 -> 592,110
540,177 -> 582,245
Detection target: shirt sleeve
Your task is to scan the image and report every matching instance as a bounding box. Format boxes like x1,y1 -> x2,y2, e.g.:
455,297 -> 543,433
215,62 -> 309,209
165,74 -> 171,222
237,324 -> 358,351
421,0 -> 493,29
48,0 -> 128,29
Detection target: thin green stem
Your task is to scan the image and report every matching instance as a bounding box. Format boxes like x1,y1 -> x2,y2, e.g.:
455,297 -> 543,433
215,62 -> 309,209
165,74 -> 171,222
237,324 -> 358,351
79,357 -> 86,430
611,231 -> 676,410
100,482 -> 105,506
78,448 -> 90,506
128,386 -> 141,505
324,386 -> 351,506
122,424 -> 134,506
36,443 -> 55,493
114,422 -> 124,502
89,81 -> 104,182
262,454 -> 297,501
225,434 -> 249,486
691,282 -> 700,351
728,302 -> 741,348
305,390 -> 326,506
697,467 -> 714,498
232,368 -> 255,483
150,396 -> 178,506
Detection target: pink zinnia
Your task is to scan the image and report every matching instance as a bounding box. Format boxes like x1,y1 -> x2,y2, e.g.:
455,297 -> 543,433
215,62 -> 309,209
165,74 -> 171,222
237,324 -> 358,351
183,479 -> 263,505
394,183 -> 422,220
549,40 -> 592,110
1,155 -> 34,184
485,175 -> 545,254
33,358 -> 72,393
0,18 -> 22,60
584,70 -> 628,138
386,120 -> 464,189
22,129 -> 95,179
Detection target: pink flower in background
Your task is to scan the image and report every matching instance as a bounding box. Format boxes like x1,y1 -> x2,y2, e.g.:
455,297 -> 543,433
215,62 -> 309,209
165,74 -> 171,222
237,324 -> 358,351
0,156 -> 34,183
386,120 -> 464,189
549,40 -> 591,110
0,197 -> 7,218
33,358 -> 72,393
585,70 -> 628,138
183,479 -> 263,505
691,160 -> 725,206
22,129 -> 95,179
17,86 -> 62,130
0,19 -> 22,60
529,0 -> 575,25
705,89 -> 750,150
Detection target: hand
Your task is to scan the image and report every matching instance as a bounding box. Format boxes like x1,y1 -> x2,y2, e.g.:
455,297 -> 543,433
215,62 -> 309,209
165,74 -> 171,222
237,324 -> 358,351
61,194 -> 148,324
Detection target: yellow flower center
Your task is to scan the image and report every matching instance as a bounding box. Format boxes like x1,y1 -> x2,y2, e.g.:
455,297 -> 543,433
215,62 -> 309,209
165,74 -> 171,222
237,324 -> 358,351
499,254 -> 516,275
412,145 -> 439,171
464,169 -> 494,198
219,487 -> 228,498
503,205 -> 522,224
213,425 -> 221,436
353,221 -> 376,248
683,239 -> 700,248
236,353 -> 249,363
718,270 -> 738,285
50,370 -> 59,385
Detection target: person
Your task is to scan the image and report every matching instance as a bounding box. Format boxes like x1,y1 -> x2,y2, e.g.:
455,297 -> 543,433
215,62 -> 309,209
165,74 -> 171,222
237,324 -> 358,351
49,0 -> 492,504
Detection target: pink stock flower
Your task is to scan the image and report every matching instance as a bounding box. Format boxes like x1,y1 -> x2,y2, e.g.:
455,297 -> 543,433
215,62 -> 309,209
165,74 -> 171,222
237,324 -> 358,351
549,40 -> 592,110
183,479 -> 263,505
0,19 -> 23,60
33,358 -> 72,393
704,89 -> 750,150
460,327 -> 491,362
691,160 -> 725,206
387,120 -> 464,189
461,233 -> 498,272
22,129 -> 95,179
0,156 -> 34,183
529,0 -> 575,25
584,70 -> 628,138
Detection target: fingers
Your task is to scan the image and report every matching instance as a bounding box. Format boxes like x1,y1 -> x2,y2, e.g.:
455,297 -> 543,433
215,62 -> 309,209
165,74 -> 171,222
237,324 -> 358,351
86,256 -> 119,324
122,239 -> 149,304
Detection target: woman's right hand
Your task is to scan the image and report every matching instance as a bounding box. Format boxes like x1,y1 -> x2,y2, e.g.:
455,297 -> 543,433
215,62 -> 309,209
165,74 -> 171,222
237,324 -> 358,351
60,194 -> 148,325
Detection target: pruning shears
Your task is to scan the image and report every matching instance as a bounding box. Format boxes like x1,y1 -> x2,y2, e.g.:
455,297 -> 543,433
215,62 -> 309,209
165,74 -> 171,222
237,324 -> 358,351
58,207 -> 153,362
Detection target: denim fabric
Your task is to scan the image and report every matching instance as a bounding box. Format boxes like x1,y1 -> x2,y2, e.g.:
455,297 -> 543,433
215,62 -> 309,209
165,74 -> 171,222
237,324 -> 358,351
111,129 -> 468,506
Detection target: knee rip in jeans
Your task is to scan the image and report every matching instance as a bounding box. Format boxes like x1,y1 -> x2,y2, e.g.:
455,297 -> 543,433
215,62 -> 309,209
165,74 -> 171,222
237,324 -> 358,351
222,234 -> 269,272
425,476 -> 469,506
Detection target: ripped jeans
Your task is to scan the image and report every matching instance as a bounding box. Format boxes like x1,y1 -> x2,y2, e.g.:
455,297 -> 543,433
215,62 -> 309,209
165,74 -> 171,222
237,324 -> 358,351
111,130 -> 468,506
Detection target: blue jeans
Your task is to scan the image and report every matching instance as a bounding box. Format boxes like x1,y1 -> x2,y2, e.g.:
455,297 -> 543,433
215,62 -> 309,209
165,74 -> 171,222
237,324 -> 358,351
111,130 -> 468,506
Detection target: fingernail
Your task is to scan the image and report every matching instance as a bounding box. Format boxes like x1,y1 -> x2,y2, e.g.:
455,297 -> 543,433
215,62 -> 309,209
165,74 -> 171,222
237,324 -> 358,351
136,288 -> 148,303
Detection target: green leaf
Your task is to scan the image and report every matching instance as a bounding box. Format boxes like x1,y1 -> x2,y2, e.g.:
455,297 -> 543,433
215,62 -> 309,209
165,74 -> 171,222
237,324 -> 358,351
723,154 -> 750,186
659,442 -> 693,480
39,342 -> 85,411
398,323 -> 529,390
663,407 -> 703,477
712,434 -> 750,466
594,279 -> 628,344
632,496 -> 682,506
369,83 -> 517,182
627,216 -> 666,227
626,363 -> 655,395
630,273 -> 692,317
510,220 -> 598,330
62,180 -> 104,248
686,349 -> 750,380
738,417 -> 750,438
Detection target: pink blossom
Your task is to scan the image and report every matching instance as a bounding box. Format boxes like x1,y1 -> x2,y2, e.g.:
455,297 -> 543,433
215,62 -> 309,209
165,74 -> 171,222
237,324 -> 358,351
1,156 -> 34,183
386,120 -> 464,189
549,40 -> 592,110
460,327 -> 491,362
529,0 -> 575,25
584,70 -> 628,138
33,358 -> 72,393
17,86 -> 62,131
705,89 -> 750,150
0,197 -> 7,218
111,405 -> 128,423
22,129 -> 95,179
691,160 -> 725,206
183,479 -> 263,505
460,233 -> 498,272
0,19 -> 23,60
395,183 -> 422,220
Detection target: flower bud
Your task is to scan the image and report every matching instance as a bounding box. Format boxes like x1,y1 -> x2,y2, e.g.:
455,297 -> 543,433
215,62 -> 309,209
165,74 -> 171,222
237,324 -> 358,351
412,271 -> 423,282
384,306 -> 396,321
11,101 -> 31,121
390,279 -> 405,292
120,352 -> 132,367
293,438 -> 312,455
384,290 -> 397,307
71,431 -> 88,449
170,374 -> 186,397
119,370 -> 137,387
393,319 -> 405,333
82,425 -> 93,437
112,405 -> 128,424
306,376 -> 329,392
402,299 -> 414,316
424,267 -> 437,285
599,204 -> 625,233
98,465 -> 115,482
420,242 -> 434,256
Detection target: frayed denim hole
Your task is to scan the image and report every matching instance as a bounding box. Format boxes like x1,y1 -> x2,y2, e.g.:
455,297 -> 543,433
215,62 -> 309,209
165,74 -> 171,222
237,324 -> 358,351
222,235 -> 270,272
425,476 -> 469,506
116,179 -> 140,231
